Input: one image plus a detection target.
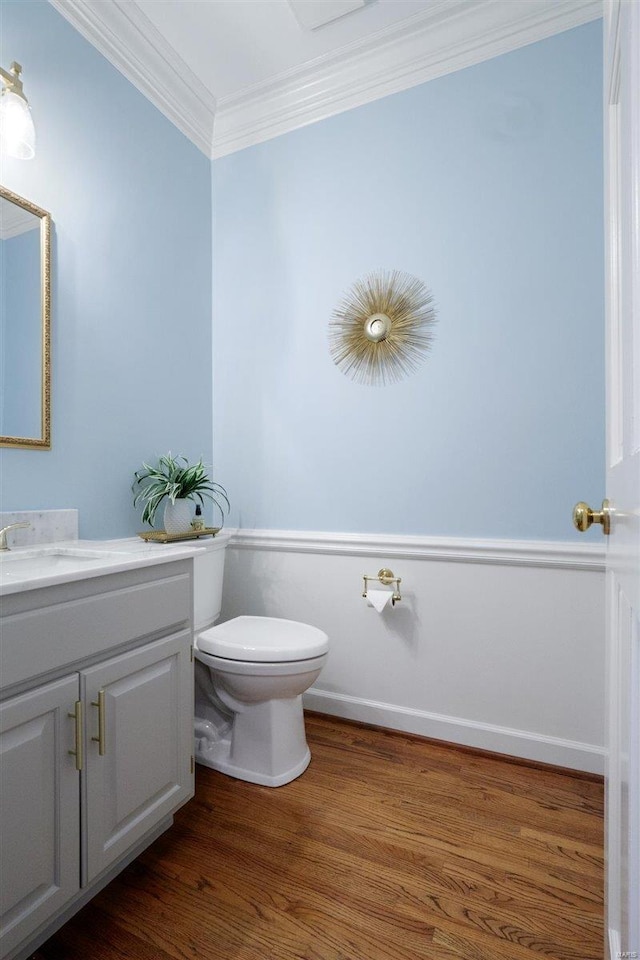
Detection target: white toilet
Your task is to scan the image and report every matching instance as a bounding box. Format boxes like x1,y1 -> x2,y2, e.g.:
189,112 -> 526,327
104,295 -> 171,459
191,535 -> 329,787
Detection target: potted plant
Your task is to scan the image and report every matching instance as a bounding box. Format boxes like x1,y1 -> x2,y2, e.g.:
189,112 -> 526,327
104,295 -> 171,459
132,453 -> 229,533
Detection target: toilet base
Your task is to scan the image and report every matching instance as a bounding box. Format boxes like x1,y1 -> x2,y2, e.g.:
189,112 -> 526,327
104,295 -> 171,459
195,735 -> 311,787
194,691 -> 314,787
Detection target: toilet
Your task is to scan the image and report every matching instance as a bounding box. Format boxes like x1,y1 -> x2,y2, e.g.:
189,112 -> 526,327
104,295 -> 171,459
191,534 -> 329,787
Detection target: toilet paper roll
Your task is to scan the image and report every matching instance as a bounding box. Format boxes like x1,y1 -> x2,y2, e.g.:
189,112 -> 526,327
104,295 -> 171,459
366,589 -> 393,613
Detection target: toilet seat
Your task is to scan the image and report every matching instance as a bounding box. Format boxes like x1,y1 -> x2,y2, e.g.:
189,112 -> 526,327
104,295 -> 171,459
194,647 -> 327,677
197,615 -> 329,662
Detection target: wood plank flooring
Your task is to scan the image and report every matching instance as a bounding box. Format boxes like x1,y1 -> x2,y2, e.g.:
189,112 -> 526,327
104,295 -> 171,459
32,714 -> 604,960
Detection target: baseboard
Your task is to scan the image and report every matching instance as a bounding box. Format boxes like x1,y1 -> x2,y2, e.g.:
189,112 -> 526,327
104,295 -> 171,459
304,687 -> 605,775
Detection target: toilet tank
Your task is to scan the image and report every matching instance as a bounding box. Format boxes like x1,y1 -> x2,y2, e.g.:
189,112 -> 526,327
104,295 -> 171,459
192,530 -> 233,632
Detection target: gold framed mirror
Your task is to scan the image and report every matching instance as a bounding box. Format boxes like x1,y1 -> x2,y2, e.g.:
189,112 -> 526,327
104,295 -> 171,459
0,185 -> 51,449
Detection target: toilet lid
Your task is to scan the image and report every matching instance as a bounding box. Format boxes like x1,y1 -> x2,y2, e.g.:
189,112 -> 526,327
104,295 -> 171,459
197,615 -> 329,662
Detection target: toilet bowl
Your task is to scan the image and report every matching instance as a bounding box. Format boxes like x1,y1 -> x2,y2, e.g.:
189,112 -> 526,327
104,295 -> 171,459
194,617 -> 329,786
191,539 -> 329,787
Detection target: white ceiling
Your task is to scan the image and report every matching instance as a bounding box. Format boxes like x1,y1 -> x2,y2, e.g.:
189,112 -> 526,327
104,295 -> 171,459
50,0 -> 602,157
135,0 -> 439,102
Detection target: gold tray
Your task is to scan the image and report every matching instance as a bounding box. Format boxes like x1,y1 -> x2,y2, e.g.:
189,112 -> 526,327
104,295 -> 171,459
137,527 -> 221,544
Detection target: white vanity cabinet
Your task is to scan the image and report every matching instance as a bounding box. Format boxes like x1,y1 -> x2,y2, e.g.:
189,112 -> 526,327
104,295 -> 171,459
0,558 -> 195,960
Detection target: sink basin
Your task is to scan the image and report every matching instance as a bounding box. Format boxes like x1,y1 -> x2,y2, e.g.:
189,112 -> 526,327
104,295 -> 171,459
0,547 -> 131,583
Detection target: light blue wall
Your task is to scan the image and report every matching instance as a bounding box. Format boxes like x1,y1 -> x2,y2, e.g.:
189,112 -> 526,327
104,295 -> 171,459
212,22 -> 604,541
1,229 -> 42,439
0,6 -> 603,543
0,1 -> 213,538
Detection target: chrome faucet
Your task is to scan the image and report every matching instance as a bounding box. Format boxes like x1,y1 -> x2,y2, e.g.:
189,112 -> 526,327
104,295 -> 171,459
0,522 -> 31,551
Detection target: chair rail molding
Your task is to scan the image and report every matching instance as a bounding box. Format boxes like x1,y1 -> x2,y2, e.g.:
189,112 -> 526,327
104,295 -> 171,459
229,529 -> 606,571
49,0 -> 600,158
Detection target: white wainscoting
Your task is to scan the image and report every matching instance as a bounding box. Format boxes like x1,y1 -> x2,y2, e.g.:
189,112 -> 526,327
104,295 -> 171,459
223,530 -> 606,774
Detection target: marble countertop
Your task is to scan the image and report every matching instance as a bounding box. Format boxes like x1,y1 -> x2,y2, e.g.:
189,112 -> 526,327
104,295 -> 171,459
0,536 -> 211,596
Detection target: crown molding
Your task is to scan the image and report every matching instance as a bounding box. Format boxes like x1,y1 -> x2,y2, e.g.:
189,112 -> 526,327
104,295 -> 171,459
213,0 -> 602,157
49,0 -> 216,156
48,0 -> 601,160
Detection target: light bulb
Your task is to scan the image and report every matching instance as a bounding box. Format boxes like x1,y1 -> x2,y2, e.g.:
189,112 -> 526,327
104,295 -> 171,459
0,90 -> 35,160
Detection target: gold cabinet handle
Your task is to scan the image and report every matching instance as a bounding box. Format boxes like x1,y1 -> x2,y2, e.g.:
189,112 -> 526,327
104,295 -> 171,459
573,499 -> 611,535
67,700 -> 83,771
91,690 -> 106,755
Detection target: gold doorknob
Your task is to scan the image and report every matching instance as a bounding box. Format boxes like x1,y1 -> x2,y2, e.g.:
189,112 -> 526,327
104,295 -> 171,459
573,499 -> 611,535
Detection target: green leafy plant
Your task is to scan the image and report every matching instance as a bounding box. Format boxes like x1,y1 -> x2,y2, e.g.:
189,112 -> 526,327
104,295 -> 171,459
132,453 -> 230,527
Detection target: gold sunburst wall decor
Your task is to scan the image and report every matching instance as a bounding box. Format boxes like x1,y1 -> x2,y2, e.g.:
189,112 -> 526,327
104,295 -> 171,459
328,269 -> 437,386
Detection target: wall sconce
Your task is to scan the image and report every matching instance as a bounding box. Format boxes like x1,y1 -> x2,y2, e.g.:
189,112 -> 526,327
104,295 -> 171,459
0,62 -> 36,160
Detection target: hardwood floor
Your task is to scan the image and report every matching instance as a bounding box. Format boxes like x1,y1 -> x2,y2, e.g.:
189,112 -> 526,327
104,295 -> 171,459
33,714 -> 604,960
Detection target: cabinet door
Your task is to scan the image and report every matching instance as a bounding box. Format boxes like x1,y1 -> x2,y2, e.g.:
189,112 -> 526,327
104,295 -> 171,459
0,675 -> 80,957
83,631 -> 193,882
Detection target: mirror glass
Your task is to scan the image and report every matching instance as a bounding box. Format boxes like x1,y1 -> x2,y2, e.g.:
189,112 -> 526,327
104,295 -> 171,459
0,187 -> 51,448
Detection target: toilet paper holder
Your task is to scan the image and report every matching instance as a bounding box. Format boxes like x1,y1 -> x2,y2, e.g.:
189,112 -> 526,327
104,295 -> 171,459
362,568 -> 402,605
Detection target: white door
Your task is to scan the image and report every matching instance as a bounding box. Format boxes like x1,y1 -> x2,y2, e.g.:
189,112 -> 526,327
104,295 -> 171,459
603,1 -> 640,955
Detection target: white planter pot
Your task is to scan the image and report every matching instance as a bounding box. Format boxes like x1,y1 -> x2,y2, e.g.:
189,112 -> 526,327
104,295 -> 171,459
163,498 -> 192,534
